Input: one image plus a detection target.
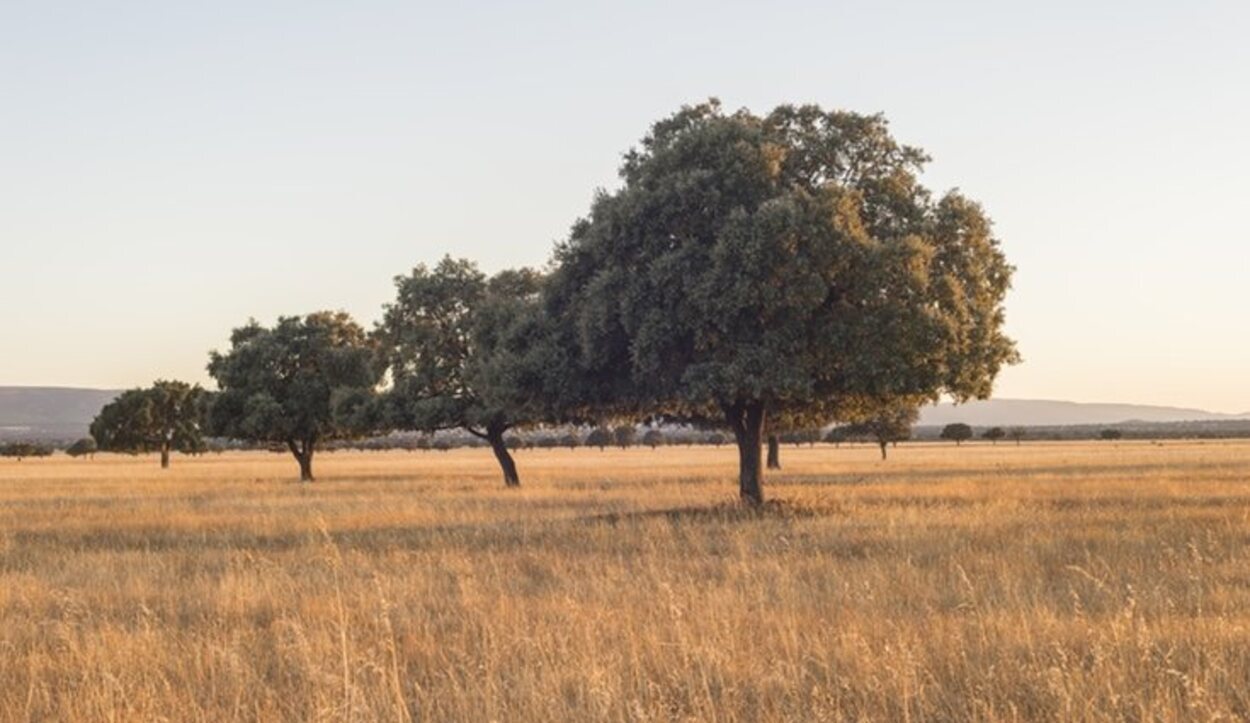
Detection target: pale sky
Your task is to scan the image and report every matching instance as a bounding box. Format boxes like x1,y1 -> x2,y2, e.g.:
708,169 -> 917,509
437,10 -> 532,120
2,1 -> 1248,411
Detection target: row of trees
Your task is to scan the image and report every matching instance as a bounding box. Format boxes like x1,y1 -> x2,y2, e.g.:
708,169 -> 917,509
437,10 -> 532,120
90,100 -> 1016,504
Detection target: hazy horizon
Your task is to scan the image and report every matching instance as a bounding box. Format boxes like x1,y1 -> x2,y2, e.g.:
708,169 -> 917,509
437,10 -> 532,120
3,1 -> 1248,411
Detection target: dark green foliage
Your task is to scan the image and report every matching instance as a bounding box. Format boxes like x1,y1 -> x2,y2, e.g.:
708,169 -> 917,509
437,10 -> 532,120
824,427 -> 851,446
940,423 -> 975,446
65,438 -> 97,458
90,381 -> 207,468
983,426 -> 1006,444
843,397 -> 921,459
546,100 -> 1017,503
586,427 -> 611,450
374,257 -> 553,487
613,425 -> 636,449
0,442 -> 54,460
1100,428 -> 1124,440
642,430 -> 665,449
207,312 -> 379,481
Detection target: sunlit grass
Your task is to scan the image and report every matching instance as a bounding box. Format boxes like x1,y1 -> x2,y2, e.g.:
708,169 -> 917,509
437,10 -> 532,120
2,440 -> 1249,720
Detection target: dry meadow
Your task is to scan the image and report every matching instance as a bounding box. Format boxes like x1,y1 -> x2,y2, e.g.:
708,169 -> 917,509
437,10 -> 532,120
2,440 -> 1249,721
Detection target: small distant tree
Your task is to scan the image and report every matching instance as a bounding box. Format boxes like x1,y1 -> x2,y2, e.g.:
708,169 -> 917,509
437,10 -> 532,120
613,425 -> 636,449
706,432 -> 727,447
66,438 -> 98,459
561,432 -> 581,450
842,397 -> 920,460
642,430 -> 664,449
1009,427 -> 1027,446
1100,428 -> 1123,441
90,381 -> 207,468
983,427 -> 1006,445
940,423 -> 974,446
824,426 -> 851,448
207,312 -> 379,482
586,427 -> 612,450
0,442 -> 54,461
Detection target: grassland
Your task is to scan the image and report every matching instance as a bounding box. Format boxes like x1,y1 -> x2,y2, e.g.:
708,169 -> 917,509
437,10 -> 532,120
2,441 -> 1249,721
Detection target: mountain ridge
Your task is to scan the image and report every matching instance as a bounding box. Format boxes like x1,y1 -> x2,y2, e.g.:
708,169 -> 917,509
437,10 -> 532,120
919,398 -> 1250,427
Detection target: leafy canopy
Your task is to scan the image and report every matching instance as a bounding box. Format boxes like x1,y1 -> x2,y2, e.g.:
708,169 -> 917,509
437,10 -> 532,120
375,257 -> 552,436
547,99 -> 1018,421
90,381 -> 207,454
207,312 -> 378,447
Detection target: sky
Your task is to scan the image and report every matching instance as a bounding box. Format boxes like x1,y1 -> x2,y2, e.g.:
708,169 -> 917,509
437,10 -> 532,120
2,1 -> 1248,411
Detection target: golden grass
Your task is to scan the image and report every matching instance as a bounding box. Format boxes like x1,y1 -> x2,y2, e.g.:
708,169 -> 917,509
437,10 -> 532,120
2,440 -> 1250,721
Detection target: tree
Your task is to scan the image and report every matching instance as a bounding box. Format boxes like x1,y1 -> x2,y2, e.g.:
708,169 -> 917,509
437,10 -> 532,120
0,442 -> 54,461
65,438 -> 98,459
546,101 -> 1016,504
642,429 -> 665,449
1100,428 -> 1123,440
824,426 -> 851,448
613,425 -> 636,449
207,312 -> 379,482
586,427 -> 612,450
766,434 -> 782,470
1009,427 -> 1027,446
941,423 -> 974,446
842,397 -> 921,459
983,427 -> 1006,445
374,257 -> 551,488
90,381 -> 207,468
560,432 -> 581,450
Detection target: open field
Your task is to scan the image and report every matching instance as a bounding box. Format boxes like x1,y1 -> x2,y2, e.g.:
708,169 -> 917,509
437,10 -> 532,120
2,441 -> 1250,721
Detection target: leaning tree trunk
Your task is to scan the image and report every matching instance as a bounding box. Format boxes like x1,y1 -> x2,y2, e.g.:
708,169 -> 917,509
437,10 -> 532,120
766,434 -> 781,470
288,438 -> 316,482
726,401 -> 766,505
160,442 -> 171,469
879,440 -> 888,460
486,425 -> 520,488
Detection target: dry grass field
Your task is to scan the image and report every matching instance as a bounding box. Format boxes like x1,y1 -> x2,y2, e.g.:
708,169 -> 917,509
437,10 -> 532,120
2,441 -> 1250,721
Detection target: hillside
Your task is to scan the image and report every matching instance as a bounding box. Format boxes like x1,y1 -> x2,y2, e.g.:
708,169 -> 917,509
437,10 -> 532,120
0,387 -> 121,441
919,398 -> 1249,427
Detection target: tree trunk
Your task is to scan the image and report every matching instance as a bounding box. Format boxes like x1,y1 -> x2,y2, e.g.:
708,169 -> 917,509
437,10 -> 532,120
160,443 -> 171,469
727,401 -> 766,505
766,434 -> 781,470
288,439 -> 315,482
298,453 -> 314,482
879,440 -> 888,460
487,426 -> 520,488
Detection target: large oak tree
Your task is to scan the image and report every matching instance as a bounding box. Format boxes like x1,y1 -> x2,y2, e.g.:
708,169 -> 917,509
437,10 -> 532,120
207,312 -> 378,481
547,100 -> 1017,504
90,380 -> 207,468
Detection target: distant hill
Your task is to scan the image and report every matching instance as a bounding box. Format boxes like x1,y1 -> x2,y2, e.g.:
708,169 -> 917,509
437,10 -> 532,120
919,399 -> 1250,427
0,387 -> 121,442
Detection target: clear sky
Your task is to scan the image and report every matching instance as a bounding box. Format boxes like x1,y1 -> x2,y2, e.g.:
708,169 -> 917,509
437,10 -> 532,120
2,1 -> 1247,411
